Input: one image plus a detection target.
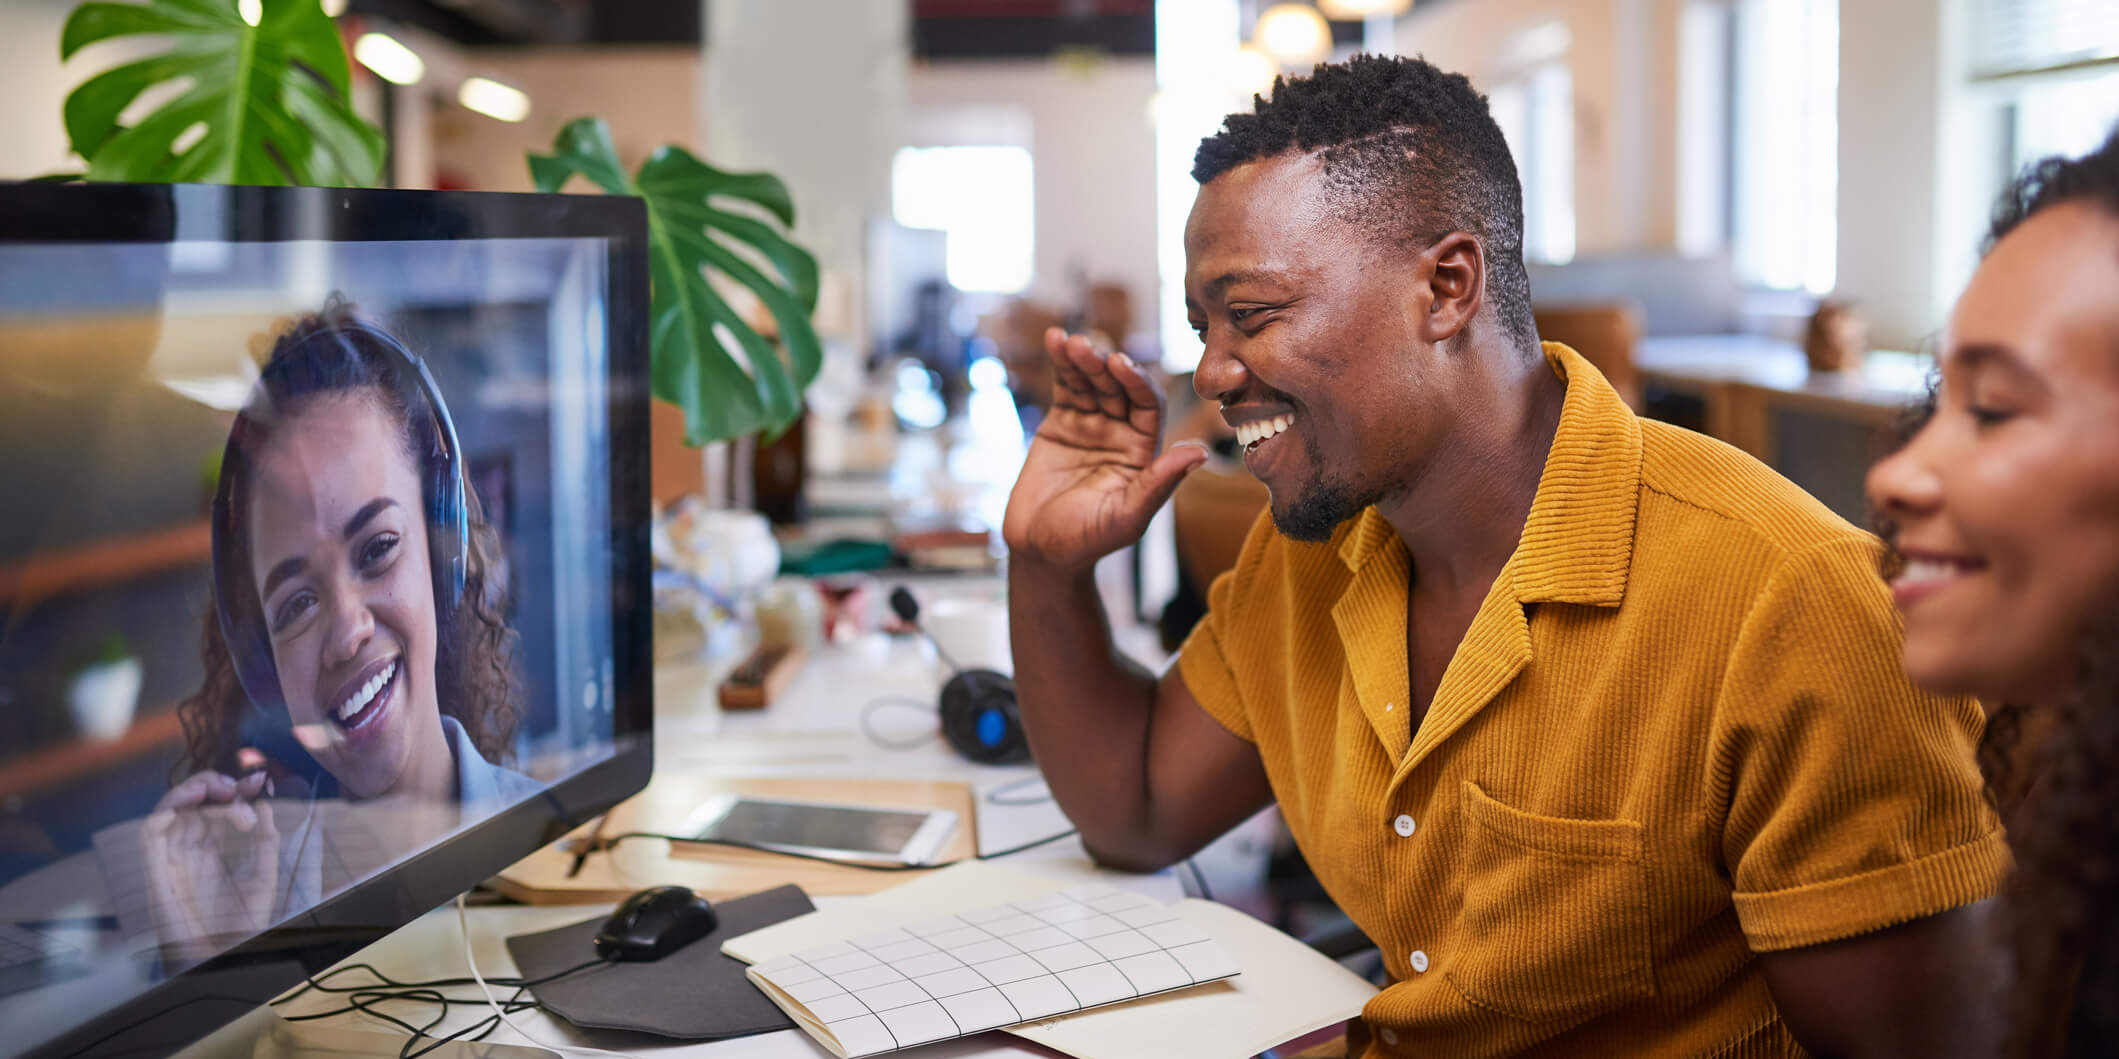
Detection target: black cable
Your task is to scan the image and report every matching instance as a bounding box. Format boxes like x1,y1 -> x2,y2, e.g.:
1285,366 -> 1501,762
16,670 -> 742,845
279,956 -> 610,1000
1184,858 -> 1215,903
272,956 -> 607,1056
983,774 -> 1053,806
858,696 -> 941,750
591,826 -> 1079,871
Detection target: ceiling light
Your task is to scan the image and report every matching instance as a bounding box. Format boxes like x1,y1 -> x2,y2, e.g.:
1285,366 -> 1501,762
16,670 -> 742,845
459,77 -> 532,123
1317,0 -> 1413,18
354,33 -> 426,86
1228,44 -> 1280,98
1255,4 -> 1332,66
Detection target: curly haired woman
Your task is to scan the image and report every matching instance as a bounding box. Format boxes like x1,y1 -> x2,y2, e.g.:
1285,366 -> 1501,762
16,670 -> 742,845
143,302 -> 535,953
1869,127 -> 2119,1058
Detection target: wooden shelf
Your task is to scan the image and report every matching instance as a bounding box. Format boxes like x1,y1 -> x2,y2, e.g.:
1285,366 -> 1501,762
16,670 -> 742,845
0,521 -> 213,611
0,708 -> 186,802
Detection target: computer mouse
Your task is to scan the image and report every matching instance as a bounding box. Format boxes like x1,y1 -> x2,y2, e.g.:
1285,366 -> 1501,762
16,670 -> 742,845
594,885 -> 719,962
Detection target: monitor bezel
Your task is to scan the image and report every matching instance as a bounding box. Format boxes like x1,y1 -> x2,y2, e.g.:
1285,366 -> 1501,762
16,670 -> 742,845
0,182 -> 655,1059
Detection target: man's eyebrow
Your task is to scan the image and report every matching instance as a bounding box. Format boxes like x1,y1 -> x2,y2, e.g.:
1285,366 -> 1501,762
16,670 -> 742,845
261,556 -> 306,603
342,497 -> 398,540
1203,268 -> 1285,300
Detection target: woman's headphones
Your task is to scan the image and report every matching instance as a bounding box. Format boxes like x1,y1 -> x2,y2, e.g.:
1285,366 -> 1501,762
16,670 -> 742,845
209,321 -> 468,720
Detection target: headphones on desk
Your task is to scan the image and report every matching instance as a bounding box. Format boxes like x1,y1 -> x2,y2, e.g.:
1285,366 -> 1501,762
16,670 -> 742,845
888,587 -> 1029,764
210,320 -> 468,769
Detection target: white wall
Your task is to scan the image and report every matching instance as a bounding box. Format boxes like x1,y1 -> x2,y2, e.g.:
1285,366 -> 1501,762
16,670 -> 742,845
1395,0 -> 1686,255
0,0 -> 90,180
424,47 -> 701,193
1834,0 -> 1944,349
906,56 -> 1161,336
704,0 -> 908,350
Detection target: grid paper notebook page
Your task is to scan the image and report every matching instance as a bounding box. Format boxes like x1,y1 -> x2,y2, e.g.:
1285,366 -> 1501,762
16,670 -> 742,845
746,883 -> 1239,1058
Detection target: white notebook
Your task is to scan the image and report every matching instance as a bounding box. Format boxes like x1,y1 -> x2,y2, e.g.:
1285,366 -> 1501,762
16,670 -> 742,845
746,883 -> 1238,1057
727,860 -> 1378,1059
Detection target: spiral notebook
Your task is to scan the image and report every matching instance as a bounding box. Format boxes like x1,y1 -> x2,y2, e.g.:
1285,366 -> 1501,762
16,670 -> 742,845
744,883 -> 1239,1058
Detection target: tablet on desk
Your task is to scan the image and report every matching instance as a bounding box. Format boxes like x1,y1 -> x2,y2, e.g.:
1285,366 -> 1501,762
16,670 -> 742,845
680,795 -> 959,867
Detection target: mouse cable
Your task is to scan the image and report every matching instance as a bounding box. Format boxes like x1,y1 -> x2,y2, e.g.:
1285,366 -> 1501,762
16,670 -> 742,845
458,893 -> 638,1059
983,774 -> 1053,807
589,825 -> 1081,872
277,957 -> 604,1059
278,955 -> 609,1003
859,695 -> 942,750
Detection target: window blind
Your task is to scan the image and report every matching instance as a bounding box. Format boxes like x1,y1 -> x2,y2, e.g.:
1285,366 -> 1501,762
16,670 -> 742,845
1971,0 -> 2119,81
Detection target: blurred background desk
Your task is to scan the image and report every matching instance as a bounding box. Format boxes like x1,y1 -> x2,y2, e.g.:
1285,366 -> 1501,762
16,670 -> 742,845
1638,334 -> 1933,525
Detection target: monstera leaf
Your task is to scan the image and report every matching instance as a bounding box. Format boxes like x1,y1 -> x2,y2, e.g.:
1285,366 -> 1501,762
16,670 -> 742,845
530,117 -> 821,445
60,0 -> 382,186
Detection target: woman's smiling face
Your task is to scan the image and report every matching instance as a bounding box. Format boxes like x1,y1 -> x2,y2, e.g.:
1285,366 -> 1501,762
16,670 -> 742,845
247,393 -> 444,799
1867,201 -> 2119,705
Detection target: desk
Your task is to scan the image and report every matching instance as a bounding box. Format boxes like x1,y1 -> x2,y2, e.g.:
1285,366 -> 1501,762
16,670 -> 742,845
1636,335 -> 1932,524
183,577 -> 1186,1059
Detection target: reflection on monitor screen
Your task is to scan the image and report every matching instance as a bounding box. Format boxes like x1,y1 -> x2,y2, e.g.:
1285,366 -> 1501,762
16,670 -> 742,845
0,185 -> 650,1059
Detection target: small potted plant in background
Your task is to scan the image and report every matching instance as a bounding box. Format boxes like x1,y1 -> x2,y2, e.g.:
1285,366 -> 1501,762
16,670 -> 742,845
67,633 -> 142,742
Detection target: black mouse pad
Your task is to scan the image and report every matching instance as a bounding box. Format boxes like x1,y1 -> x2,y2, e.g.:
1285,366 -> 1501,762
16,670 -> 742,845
506,884 -> 814,1040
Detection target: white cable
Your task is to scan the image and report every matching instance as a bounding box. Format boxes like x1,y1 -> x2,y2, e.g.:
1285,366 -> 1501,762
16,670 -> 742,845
455,893 -> 634,1059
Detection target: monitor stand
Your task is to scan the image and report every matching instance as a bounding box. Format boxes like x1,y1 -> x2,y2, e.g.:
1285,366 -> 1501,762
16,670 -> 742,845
175,1007 -> 559,1059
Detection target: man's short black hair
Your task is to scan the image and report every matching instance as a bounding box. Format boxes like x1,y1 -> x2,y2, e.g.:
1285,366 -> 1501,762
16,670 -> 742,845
1193,53 -> 1535,352
1986,122 -> 2119,254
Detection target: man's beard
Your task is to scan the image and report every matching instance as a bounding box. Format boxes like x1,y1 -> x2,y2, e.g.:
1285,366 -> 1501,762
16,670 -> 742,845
1270,472 -> 1380,543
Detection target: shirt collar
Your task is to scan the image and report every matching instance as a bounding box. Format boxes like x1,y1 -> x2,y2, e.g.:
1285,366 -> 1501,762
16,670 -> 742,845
1336,341 -> 1641,608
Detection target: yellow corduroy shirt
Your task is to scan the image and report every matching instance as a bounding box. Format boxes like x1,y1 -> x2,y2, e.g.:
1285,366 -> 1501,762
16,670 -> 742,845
1178,343 -> 2006,1058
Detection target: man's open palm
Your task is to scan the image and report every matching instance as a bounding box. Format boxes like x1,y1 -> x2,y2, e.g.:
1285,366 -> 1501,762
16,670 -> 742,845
1003,328 -> 1207,570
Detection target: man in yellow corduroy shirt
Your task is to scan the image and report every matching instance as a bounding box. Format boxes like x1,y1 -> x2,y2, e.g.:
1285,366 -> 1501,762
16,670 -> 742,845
999,55 -> 2007,1057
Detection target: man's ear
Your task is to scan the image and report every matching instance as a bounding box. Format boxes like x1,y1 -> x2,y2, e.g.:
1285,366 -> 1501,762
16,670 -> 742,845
1414,232 -> 1485,344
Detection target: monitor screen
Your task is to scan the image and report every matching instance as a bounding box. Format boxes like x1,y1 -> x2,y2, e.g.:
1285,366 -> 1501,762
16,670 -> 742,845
0,184 -> 652,1059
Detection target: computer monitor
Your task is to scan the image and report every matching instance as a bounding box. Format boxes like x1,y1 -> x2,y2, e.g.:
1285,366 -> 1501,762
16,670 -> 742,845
0,183 -> 653,1059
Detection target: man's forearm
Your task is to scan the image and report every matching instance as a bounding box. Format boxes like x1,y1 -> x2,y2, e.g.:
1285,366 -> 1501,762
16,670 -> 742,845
1007,558 -> 1168,868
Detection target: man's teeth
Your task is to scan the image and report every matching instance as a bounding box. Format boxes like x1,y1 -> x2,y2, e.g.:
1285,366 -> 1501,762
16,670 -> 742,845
1898,558 -> 1972,585
336,661 -> 396,721
1237,414 -> 1294,449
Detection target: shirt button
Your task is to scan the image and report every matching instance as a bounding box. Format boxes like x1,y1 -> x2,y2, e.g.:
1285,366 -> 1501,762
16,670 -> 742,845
1379,1027 -> 1399,1046
1393,814 -> 1416,837
1410,950 -> 1430,973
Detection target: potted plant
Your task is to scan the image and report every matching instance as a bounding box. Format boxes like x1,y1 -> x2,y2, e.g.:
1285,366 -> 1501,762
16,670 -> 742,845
66,633 -> 142,741
52,0 -> 820,447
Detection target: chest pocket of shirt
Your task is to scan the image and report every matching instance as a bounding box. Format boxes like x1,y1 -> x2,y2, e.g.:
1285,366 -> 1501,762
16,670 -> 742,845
1445,781 -> 1656,1025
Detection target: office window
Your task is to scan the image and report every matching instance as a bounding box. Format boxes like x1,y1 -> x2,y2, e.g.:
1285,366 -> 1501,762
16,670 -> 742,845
1731,0 -> 1838,294
892,146 -> 1035,294
1488,26 -> 1576,265
1971,0 -> 2119,83
2004,70 -> 2119,174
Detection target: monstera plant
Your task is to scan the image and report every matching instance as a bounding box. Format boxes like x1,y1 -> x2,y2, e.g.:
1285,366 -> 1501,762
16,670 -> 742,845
59,0 -> 382,185
531,118 -> 821,444
51,0 -> 819,445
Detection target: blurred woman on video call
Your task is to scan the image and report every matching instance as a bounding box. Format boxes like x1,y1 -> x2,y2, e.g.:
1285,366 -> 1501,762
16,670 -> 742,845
1867,126 -> 2119,1057
143,300 -> 533,950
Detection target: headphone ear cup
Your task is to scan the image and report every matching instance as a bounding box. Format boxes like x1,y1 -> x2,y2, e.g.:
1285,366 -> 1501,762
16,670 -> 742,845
938,669 -> 1028,764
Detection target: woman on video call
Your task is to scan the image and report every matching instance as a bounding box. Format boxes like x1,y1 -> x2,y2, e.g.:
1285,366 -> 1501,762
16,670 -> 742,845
1868,127 -> 2119,1057
144,301 -> 536,949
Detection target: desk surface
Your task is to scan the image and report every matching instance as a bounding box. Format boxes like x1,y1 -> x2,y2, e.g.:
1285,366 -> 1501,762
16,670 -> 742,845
1636,333 -> 1933,409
